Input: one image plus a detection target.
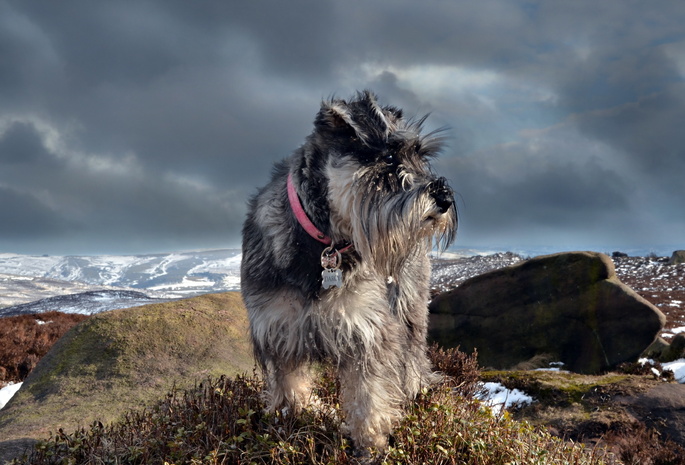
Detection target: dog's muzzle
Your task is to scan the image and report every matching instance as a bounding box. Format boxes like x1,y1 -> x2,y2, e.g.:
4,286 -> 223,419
428,177 -> 454,214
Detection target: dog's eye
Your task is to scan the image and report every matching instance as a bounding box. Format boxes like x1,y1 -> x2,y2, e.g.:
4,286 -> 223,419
382,153 -> 396,165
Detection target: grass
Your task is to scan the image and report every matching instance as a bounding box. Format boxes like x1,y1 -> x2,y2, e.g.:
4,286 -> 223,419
13,348 -> 620,465
481,370 -> 631,406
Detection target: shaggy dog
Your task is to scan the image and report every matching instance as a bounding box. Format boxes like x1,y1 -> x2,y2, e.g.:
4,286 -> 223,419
241,91 -> 457,453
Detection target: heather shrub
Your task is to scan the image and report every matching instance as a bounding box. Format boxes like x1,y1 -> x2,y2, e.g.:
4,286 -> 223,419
16,348 -> 617,465
0,312 -> 88,383
605,423 -> 685,465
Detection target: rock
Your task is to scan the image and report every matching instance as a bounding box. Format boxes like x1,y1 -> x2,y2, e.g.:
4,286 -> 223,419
624,384 -> 685,445
429,252 -> 666,374
0,438 -> 37,465
661,333 -> 685,362
0,292 -> 253,450
669,250 -> 685,265
642,336 -> 670,360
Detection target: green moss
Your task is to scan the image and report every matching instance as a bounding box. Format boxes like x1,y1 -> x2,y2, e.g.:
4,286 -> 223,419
0,292 -> 254,442
482,370 -> 629,406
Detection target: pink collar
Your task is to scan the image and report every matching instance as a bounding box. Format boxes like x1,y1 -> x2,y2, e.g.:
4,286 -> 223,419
287,172 -> 332,245
287,173 -> 354,254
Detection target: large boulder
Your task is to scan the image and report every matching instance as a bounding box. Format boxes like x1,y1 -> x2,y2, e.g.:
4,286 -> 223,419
429,252 -> 666,374
0,292 -> 253,445
669,250 -> 685,265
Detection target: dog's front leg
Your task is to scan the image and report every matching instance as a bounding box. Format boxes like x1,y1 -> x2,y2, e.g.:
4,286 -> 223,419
394,251 -> 441,398
263,359 -> 313,414
339,353 -> 404,451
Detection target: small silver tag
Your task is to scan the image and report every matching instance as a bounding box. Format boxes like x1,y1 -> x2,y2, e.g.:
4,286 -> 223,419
320,246 -> 344,290
322,268 -> 343,289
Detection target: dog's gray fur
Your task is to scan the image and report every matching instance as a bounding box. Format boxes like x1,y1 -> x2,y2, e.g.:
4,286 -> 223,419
241,91 -> 457,451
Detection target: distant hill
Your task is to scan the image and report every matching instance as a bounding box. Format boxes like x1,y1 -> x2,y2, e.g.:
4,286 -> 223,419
0,273 -> 136,309
0,289 -> 165,318
0,249 -> 242,300
0,291 -> 253,442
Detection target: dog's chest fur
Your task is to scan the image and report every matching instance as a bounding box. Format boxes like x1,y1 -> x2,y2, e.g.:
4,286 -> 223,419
245,250 -> 430,365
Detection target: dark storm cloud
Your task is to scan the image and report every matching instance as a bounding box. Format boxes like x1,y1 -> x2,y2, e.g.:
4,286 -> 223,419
3,0 -> 331,186
0,117 -> 243,254
0,121 -> 56,165
0,186 -> 74,239
442,128 -> 636,246
574,84 -> 685,180
1,0 -> 684,254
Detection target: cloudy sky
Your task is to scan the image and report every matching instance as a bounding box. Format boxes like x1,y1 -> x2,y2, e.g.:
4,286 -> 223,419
1,1 -> 684,256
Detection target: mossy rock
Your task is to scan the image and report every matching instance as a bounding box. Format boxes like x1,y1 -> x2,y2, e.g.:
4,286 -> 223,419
669,250 -> 685,265
0,292 -> 254,442
482,370 -> 633,406
429,252 -> 666,374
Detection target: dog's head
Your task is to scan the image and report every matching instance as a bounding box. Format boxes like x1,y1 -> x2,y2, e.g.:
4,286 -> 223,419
298,91 -> 457,270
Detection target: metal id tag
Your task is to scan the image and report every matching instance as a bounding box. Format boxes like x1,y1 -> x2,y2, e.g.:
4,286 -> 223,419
320,246 -> 343,289
322,268 -> 343,289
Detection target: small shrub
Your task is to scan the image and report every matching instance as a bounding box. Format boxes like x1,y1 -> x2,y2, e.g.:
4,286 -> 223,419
617,360 -> 674,382
605,423 -> 685,465
428,344 -> 481,398
21,373 -> 348,465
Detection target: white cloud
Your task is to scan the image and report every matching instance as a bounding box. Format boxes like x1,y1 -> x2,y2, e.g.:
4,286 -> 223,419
661,39 -> 685,78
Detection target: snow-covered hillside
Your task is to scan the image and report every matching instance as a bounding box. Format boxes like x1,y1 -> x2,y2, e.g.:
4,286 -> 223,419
2,248 -> 683,329
0,249 -> 242,299
0,290 -> 162,317
0,273 -> 128,308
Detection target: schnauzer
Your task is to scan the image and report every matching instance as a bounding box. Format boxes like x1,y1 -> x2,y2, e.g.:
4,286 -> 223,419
241,90 -> 457,452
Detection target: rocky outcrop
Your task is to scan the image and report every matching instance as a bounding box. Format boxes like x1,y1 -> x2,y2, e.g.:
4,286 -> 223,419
0,292 -> 253,446
661,333 -> 685,362
624,384 -> 685,445
429,252 -> 666,374
670,250 -> 685,265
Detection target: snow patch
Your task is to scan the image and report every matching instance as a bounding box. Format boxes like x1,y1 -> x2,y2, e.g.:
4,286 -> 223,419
535,361 -> 567,372
0,382 -> 22,410
639,358 -> 685,383
477,382 -> 534,414
663,359 -> 685,383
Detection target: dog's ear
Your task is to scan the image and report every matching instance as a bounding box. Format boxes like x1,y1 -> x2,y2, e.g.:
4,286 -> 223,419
315,101 -> 367,140
384,105 -> 403,120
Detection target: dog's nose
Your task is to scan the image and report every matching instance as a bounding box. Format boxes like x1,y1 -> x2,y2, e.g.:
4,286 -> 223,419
430,177 -> 454,214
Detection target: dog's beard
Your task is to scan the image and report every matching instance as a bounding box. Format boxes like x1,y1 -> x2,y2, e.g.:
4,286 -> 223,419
327,158 -> 457,275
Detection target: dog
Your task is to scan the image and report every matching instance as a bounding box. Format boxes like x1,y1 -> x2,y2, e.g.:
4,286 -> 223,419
241,90 -> 457,453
